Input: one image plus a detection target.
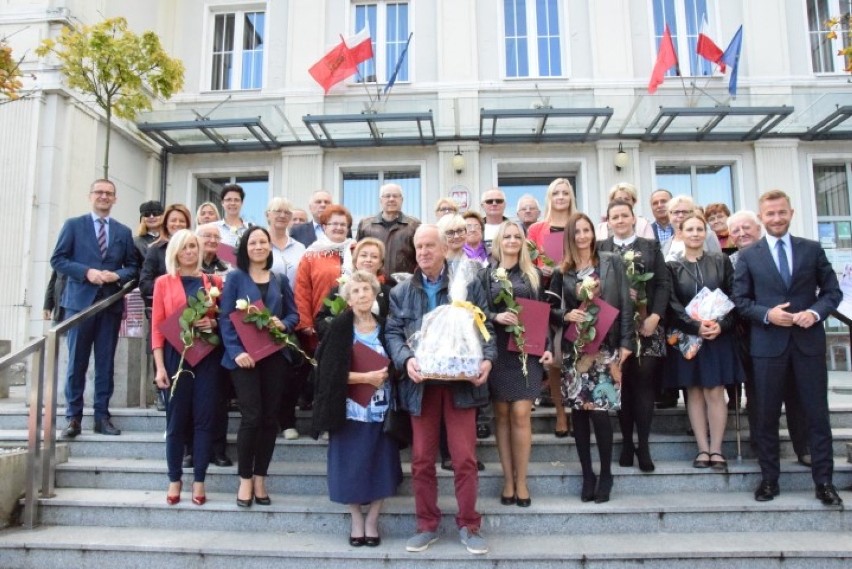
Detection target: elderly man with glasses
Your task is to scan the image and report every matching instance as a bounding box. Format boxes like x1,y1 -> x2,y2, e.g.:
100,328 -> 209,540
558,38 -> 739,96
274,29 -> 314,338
356,183 -> 421,275
515,194 -> 541,234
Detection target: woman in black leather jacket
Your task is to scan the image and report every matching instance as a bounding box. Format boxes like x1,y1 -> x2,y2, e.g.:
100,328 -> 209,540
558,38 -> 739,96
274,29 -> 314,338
665,213 -> 743,472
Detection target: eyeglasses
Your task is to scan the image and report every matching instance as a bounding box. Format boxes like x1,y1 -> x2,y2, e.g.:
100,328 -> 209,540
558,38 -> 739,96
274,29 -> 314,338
90,190 -> 115,197
444,228 -> 466,237
518,206 -> 539,212
269,209 -> 292,216
670,209 -> 692,216
483,199 -> 505,205
222,197 -> 242,203
198,233 -> 221,241
465,225 -> 482,233
381,193 -> 402,199
325,222 -> 348,228
436,207 -> 457,214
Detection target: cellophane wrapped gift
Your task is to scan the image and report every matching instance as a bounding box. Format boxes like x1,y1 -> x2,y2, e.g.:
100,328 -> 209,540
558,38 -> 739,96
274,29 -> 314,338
667,287 -> 735,360
410,262 -> 484,380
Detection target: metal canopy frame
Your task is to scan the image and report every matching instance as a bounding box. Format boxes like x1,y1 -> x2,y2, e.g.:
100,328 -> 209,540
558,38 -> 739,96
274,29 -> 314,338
479,107 -> 613,144
642,106 -> 794,142
136,117 -> 281,154
302,111 -> 436,148
803,106 -> 852,140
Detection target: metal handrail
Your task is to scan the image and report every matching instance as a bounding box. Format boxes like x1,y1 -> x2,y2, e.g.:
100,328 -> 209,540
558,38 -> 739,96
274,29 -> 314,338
9,280 -> 137,529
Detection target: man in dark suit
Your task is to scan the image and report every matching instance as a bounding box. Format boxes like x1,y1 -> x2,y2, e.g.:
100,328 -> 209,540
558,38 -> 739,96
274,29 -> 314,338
733,189 -> 843,506
289,190 -> 332,247
51,179 -> 140,437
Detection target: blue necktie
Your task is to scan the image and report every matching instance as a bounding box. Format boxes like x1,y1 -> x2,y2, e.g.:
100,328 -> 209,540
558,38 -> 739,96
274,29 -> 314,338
776,239 -> 790,288
97,218 -> 107,259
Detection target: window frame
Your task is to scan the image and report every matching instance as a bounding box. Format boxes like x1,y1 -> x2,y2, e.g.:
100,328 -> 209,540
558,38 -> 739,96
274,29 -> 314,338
650,0 -> 720,78
188,166 -> 274,227
335,159 -> 425,228
350,1 -> 412,86
491,157 -> 586,212
651,157 -> 742,212
805,0 -> 852,75
204,3 -> 268,93
500,0 -> 567,79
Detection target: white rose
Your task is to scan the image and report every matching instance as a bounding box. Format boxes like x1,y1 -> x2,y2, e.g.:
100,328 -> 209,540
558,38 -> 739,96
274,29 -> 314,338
622,250 -> 635,262
336,275 -> 349,286
235,298 -> 249,311
582,276 -> 597,290
494,267 -> 508,280
208,286 -> 221,298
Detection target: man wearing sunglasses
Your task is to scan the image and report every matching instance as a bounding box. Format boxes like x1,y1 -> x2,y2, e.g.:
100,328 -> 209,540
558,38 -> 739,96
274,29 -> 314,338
480,188 -> 509,251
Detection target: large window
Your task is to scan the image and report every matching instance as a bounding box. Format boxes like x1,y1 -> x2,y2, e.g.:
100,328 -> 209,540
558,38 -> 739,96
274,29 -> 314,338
354,2 -> 409,84
814,162 -> 852,370
196,175 -> 269,227
210,10 -> 266,90
497,174 -> 578,216
503,0 -> 563,78
655,164 -> 734,208
652,0 -> 713,77
807,0 -> 852,73
342,170 -> 420,228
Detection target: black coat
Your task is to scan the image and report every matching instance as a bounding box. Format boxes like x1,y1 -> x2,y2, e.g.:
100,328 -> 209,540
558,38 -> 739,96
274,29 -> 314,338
311,310 -> 393,436
667,252 -> 735,335
598,236 -> 671,320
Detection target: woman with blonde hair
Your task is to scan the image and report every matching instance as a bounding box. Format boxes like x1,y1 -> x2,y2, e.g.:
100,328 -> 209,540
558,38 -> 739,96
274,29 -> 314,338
479,221 -> 552,506
434,197 -> 459,220
196,202 -> 221,225
525,178 -> 577,438
662,195 -> 722,261
597,182 -> 654,240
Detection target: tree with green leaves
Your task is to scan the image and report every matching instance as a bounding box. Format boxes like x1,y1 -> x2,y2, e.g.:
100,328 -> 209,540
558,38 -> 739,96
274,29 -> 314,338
37,17 -> 184,178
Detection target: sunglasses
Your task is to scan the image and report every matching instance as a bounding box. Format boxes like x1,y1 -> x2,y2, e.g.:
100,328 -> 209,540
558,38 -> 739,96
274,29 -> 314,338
142,212 -> 162,218
483,199 -> 505,205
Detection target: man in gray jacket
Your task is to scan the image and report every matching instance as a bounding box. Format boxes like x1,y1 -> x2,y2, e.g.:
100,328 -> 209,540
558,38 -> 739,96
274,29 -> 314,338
385,224 -> 495,555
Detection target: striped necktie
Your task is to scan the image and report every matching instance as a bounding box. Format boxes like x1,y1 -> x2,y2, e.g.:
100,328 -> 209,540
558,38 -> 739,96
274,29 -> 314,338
776,239 -> 791,289
97,218 -> 107,258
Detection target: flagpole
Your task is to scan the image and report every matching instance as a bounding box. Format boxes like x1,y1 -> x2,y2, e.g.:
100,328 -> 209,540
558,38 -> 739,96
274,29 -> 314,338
340,33 -> 376,109
384,32 -> 413,103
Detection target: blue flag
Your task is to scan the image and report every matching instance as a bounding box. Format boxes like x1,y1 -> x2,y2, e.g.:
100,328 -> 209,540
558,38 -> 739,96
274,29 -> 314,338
383,33 -> 413,96
719,26 -> 743,97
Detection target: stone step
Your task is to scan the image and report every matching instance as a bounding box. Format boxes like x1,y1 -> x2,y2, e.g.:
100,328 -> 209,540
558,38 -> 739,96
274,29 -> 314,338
1,526 -> 850,568
4,428 -> 850,463
31,488 -> 852,537
3,404 -> 852,432
52,457 -> 852,497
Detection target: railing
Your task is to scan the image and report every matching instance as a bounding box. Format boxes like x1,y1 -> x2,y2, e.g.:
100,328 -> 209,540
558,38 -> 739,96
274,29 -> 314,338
0,281 -> 136,529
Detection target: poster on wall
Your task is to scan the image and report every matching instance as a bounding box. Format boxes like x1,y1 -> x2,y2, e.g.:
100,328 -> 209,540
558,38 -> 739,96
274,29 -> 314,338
825,248 -> 852,322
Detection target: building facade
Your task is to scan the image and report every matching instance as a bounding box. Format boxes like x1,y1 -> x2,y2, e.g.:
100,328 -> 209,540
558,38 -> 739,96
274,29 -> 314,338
2,0 -> 852,363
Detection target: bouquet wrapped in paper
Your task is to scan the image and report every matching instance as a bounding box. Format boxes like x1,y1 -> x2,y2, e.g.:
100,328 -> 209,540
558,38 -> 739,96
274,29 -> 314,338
410,262 -> 489,380
667,287 -> 735,360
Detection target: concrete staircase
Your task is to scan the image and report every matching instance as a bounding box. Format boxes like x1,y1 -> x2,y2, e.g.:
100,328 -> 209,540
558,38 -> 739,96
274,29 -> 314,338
0,402 -> 851,568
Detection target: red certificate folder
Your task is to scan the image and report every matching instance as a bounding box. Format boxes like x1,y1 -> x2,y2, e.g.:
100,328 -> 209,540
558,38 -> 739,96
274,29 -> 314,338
507,298 -> 550,356
228,300 -> 282,363
542,231 -> 564,265
216,242 -> 237,266
348,341 -> 390,406
158,304 -> 217,367
564,298 -> 620,354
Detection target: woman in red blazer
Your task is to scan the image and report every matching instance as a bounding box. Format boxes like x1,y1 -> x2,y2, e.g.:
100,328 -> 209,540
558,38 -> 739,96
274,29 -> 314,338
152,229 -> 223,507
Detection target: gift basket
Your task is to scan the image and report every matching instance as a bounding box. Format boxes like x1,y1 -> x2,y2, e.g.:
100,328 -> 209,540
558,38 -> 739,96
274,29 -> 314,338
410,262 -> 489,380
667,287 -> 735,360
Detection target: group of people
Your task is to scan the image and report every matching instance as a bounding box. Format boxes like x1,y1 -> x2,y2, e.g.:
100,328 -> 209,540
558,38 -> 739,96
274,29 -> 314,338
48,176 -> 844,557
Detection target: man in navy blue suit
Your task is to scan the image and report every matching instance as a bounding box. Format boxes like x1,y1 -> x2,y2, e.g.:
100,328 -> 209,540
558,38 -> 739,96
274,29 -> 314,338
733,189 -> 843,506
289,190 -> 333,247
51,179 -> 140,437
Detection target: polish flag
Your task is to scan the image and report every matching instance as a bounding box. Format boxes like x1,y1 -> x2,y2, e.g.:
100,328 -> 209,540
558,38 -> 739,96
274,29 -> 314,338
696,15 -> 726,72
344,27 -> 373,67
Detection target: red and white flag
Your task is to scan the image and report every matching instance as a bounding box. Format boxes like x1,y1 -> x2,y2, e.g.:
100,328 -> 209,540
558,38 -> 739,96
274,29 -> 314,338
308,28 -> 373,93
344,27 -> 373,67
696,15 -> 726,72
648,25 -> 679,94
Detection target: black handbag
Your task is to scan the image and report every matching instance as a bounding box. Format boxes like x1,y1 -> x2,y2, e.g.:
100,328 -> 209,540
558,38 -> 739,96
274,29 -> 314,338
383,383 -> 412,448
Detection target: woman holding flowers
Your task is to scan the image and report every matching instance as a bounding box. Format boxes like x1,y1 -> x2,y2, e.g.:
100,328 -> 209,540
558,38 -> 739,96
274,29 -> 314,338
480,221 -> 553,507
548,213 -> 633,503
598,200 -> 670,472
311,270 -> 402,547
219,226 -> 299,508
665,213 -> 742,472
151,229 -> 223,506
526,178 -> 577,438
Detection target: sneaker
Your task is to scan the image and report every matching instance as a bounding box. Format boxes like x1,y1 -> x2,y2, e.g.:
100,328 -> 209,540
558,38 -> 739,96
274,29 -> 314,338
459,527 -> 488,554
283,428 -> 299,440
405,531 -> 439,552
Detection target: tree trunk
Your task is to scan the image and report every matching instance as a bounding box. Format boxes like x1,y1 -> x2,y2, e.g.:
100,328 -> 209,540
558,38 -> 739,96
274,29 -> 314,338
102,103 -> 112,179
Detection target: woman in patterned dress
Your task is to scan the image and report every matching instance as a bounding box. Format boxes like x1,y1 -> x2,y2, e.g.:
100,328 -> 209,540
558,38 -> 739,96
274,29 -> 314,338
548,213 -> 633,503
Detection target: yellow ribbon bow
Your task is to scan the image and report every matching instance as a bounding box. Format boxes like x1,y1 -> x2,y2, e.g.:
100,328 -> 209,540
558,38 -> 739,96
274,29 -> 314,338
451,300 -> 491,342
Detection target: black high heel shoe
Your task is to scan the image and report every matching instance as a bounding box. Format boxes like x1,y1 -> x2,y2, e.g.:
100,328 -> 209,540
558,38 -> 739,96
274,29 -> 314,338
581,475 -> 597,502
349,536 -> 366,547
595,474 -> 613,503
619,444 -> 635,467
636,446 -> 655,473
236,494 -> 253,508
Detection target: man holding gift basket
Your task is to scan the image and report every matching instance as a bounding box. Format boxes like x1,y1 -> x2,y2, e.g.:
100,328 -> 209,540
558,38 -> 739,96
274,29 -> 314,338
385,225 -> 496,555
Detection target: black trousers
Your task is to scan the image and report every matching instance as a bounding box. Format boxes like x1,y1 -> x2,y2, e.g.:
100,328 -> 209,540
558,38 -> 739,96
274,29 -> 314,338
752,341 -> 833,485
230,353 -> 288,479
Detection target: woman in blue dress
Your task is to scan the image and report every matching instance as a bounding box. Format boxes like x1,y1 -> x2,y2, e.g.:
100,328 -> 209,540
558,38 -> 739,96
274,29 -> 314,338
311,270 -> 402,547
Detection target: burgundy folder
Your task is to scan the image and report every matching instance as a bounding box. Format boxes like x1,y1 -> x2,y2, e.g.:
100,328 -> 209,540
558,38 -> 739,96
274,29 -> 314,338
564,298 -> 620,354
348,341 -> 390,406
158,304 -> 217,367
216,242 -> 237,266
507,298 -> 550,357
542,231 -> 564,265
228,300 -> 283,362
